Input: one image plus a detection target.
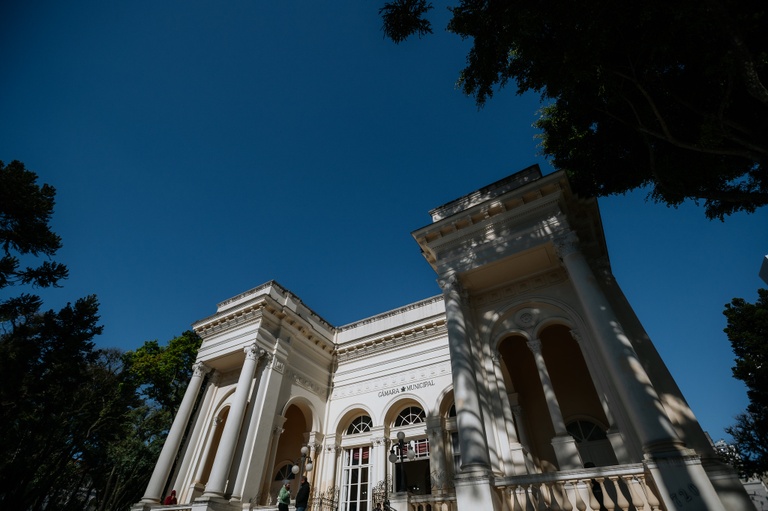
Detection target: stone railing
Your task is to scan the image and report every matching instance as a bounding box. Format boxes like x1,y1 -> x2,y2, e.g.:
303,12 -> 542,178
401,493 -> 457,511
496,463 -> 664,511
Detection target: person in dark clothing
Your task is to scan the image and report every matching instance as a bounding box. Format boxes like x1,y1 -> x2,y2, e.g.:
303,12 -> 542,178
295,476 -> 310,511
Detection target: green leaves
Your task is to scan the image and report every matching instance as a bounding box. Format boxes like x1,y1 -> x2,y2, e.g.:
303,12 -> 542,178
123,331 -> 202,413
723,288 -> 768,477
380,0 -> 768,219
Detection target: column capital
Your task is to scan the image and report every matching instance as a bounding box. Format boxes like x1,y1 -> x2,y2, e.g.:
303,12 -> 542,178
553,231 -> 580,259
244,343 -> 265,361
525,338 -> 543,355
426,415 -> 443,431
438,273 -> 460,291
192,362 -> 212,378
569,329 -> 583,344
370,436 -> 387,447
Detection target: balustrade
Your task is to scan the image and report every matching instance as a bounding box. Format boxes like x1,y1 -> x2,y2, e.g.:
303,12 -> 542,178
499,465 -> 663,511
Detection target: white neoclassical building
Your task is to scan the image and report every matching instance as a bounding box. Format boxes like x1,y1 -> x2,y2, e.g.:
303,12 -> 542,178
134,166 -> 754,511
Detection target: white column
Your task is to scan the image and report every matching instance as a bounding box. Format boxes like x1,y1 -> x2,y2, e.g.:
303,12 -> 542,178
425,417 -> 448,492
525,339 -> 568,435
141,362 -> 210,503
202,344 -> 263,498
438,274 -> 491,471
320,441 -> 340,492
555,232 -> 683,453
306,438 -> 321,487
510,405 -> 530,452
231,350 -> 287,502
490,351 -> 527,473
370,435 -> 387,494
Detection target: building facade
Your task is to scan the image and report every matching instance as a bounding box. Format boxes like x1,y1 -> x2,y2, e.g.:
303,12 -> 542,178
134,167 -> 753,511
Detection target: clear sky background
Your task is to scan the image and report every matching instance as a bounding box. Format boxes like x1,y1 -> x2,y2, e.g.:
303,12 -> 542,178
2,1 -> 765,443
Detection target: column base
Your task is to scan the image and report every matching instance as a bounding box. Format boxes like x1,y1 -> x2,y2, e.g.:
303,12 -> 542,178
454,467 -> 502,511
645,454 -> 727,511
192,495 -> 238,511
551,434 -> 582,470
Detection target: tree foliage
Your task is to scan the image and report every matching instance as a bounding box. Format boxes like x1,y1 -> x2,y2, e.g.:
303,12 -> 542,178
0,160 -> 202,510
379,0 -> 768,219
0,160 -> 68,295
723,288 -> 768,477
123,330 -> 202,414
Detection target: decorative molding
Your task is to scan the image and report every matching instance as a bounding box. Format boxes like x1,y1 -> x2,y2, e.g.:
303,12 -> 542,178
337,296 -> 444,332
553,231 -> 580,260
526,339 -> 542,355
331,360 -> 451,399
324,443 -> 341,455
370,436 -> 387,447
192,362 -> 212,378
287,370 -> 324,397
244,343 -> 262,361
336,320 -> 447,363
570,330 -> 582,344
426,199 -> 563,258
438,273 -> 460,292
194,303 -> 265,339
208,370 -> 222,384
473,269 -> 568,307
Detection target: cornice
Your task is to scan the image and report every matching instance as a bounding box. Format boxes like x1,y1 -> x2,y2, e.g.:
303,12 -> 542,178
414,179 -> 569,267
337,295 -> 444,332
428,164 -> 543,221
336,319 -> 447,363
193,302 -> 265,339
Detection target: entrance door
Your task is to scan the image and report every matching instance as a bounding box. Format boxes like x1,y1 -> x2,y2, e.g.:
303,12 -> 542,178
342,446 -> 370,511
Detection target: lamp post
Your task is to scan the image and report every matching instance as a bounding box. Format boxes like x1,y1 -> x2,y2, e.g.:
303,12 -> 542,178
291,445 -> 314,477
388,431 -> 415,493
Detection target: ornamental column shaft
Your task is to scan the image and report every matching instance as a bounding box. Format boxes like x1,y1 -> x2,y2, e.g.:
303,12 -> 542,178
141,362 -> 210,503
203,344 -> 263,497
555,233 -> 682,453
425,417 -> 448,491
439,275 -> 491,470
525,339 -> 568,435
370,436 -> 387,494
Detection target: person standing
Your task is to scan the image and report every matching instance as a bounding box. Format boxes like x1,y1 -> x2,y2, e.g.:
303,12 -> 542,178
295,476 -> 310,511
278,481 -> 291,511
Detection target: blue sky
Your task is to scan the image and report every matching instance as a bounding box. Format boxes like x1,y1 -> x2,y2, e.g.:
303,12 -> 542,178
1,1 -> 765,443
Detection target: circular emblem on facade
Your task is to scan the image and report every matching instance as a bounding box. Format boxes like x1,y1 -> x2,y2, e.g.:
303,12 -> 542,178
519,312 -> 534,325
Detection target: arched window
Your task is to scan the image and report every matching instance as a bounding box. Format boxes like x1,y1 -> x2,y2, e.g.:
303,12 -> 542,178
395,406 -> 425,427
447,403 -> 456,417
346,415 -> 373,435
566,420 -> 608,443
274,463 -> 295,481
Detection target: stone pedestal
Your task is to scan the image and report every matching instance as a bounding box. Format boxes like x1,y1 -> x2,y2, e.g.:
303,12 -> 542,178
454,468 -> 502,511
